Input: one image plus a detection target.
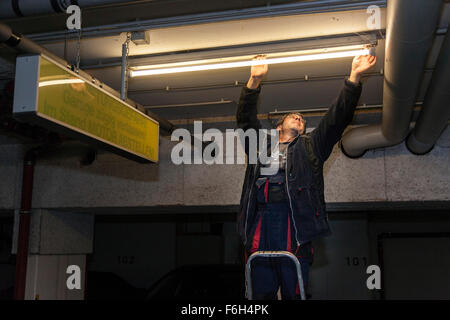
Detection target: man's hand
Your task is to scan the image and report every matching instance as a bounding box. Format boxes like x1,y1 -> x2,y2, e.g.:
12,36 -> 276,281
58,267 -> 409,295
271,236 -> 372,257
246,54 -> 268,89
349,54 -> 377,84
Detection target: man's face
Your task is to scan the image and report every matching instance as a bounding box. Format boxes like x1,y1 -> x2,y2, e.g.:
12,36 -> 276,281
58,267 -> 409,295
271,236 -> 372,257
279,113 -> 306,136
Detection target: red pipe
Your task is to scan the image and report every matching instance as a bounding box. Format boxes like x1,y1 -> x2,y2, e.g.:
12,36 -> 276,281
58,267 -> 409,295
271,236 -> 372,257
13,151 -> 36,300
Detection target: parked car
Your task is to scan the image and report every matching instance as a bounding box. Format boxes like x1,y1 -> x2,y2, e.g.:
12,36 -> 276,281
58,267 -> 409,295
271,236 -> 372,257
86,271 -> 147,300
145,264 -> 246,300
1,266 -> 245,300
0,286 -> 13,300
1,271 -> 147,300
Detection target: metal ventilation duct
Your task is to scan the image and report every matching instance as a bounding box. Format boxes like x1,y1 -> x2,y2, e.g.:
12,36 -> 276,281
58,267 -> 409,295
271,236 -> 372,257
406,25 -> 450,155
340,0 -> 443,158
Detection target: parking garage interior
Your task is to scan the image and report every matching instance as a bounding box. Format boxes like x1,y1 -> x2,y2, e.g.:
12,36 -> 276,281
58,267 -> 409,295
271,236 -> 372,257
0,0 -> 449,301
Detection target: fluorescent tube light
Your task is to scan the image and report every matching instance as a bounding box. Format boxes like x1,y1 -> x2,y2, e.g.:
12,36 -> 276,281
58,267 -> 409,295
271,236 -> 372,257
130,45 -> 371,77
39,79 -> 85,87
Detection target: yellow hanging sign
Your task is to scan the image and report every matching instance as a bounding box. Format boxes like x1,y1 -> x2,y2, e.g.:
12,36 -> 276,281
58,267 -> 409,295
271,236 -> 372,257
14,54 -> 159,163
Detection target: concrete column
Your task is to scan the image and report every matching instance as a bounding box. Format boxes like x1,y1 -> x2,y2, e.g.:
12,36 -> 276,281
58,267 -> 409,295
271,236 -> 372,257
12,209 -> 94,300
24,254 -> 87,300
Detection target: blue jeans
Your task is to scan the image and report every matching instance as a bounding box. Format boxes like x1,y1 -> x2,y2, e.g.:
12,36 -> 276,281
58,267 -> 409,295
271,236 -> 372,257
248,197 -> 312,300
251,255 -> 311,300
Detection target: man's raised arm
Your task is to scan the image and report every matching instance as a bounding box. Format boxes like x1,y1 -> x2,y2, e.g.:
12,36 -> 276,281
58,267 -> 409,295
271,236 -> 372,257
236,55 -> 268,131
311,54 -> 377,162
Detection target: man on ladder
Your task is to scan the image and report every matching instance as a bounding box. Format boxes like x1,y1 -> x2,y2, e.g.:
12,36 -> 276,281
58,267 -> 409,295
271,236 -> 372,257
236,53 -> 376,299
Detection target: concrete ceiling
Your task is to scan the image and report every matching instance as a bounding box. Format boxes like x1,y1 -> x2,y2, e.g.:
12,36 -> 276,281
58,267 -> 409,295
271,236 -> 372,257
1,0 -> 449,135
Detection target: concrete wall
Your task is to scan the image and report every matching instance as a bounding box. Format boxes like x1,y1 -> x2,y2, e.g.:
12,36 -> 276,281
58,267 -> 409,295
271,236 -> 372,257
1,124 -> 449,300
1,126 -> 448,211
381,237 -> 450,299
368,214 -> 450,300
88,217 -> 374,298
87,213 -> 450,299
309,217 -> 372,300
89,222 -> 176,289
11,209 -> 94,255
0,144 -> 25,210
87,220 -> 240,290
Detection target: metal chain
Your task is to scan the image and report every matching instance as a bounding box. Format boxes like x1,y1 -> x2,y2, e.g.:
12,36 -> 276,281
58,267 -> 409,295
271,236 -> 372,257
124,32 -> 131,94
120,32 -> 132,100
64,33 -> 68,62
75,28 -> 82,72
126,32 -> 131,59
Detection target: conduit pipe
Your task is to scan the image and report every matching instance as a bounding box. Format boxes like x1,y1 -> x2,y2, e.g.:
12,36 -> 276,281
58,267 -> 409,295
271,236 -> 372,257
27,0 -> 387,42
340,0 -> 443,158
0,22 -> 176,134
0,0 -> 138,19
406,25 -> 450,155
13,149 -> 35,300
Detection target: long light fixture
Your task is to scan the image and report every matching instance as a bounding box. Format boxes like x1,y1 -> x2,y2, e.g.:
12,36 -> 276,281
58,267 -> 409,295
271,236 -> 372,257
130,44 -> 372,77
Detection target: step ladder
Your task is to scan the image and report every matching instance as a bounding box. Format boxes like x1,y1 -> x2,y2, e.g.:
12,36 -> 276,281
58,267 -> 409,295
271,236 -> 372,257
245,250 -> 306,300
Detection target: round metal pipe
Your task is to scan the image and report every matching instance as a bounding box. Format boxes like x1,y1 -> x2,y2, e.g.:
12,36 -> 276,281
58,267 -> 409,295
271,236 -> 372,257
381,0 -> 443,142
406,26 -> 450,155
0,0 -> 140,19
13,150 -> 36,300
339,124 -> 390,158
341,0 -> 443,158
0,23 -> 14,42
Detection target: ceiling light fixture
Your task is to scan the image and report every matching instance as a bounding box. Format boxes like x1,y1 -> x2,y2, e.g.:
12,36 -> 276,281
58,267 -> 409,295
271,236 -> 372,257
130,45 -> 372,77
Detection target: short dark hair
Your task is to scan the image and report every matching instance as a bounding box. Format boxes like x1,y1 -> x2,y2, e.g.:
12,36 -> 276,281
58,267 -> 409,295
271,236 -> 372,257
275,112 -> 306,128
